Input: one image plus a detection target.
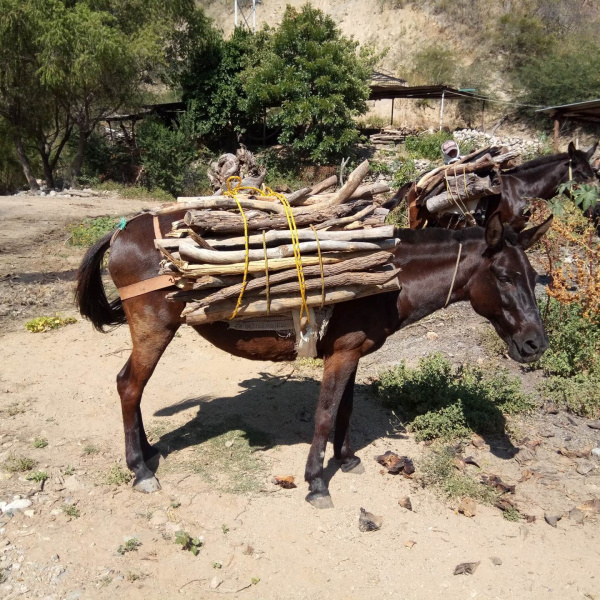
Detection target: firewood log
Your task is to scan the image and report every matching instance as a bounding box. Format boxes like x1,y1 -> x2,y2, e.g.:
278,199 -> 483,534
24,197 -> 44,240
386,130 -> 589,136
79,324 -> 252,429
176,239 -> 399,264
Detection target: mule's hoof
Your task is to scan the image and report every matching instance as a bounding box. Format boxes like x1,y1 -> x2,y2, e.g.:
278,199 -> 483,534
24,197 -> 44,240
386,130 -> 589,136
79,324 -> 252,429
306,490 -> 334,509
133,476 -> 161,494
341,457 -> 364,474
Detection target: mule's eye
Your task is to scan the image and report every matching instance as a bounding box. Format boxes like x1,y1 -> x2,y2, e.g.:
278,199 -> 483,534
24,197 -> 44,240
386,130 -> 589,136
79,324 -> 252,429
497,275 -> 511,284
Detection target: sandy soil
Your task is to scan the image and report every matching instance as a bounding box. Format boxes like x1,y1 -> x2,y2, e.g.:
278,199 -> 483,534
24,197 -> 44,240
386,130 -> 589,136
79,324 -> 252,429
1,194 -> 599,600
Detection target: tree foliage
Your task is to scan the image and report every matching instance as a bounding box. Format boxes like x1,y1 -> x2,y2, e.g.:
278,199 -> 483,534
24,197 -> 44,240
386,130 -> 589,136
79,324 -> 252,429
244,5 -> 373,163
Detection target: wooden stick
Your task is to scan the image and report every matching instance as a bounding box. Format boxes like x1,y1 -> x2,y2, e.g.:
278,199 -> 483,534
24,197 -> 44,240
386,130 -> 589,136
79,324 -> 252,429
308,175 -> 338,196
175,255 -> 346,277
314,204 -> 376,230
183,202 -> 362,234
176,239 -> 399,264
158,226 -> 396,249
184,281 -> 401,325
290,183 -> 390,206
165,197 -> 285,215
169,251 -> 394,304
327,160 -> 370,206
191,275 -> 244,290
257,268 -> 400,296
286,187 -> 312,204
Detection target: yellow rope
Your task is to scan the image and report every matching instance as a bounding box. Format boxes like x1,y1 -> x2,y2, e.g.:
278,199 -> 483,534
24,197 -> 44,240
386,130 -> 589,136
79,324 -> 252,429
310,225 -> 325,307
223,177 -> 250,319
222,175 -> 309,321
262,230 -> 270,315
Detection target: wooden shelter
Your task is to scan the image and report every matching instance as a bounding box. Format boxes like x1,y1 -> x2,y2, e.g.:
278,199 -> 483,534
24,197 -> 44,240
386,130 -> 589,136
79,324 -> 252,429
536,99 -> 600,152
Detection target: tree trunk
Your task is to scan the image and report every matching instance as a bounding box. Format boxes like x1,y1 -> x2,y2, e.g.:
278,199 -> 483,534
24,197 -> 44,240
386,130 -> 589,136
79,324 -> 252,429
40,149 -> 55,189
70,130 -> 90,183
12,132 -> 39,191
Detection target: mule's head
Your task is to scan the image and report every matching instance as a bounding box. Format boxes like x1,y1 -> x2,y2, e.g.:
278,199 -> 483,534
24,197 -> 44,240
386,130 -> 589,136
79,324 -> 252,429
468,213 -> 553,363
568,141 -> 598,184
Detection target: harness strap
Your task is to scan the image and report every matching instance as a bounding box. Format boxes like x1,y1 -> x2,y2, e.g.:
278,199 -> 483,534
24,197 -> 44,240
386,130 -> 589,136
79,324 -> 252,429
153,215 -> 163,240
444,243 -> 463,308
118,274 -> 177,301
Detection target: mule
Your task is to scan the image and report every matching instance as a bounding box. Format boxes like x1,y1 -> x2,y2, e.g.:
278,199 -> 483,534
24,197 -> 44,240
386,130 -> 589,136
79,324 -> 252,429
395,141 -> 597,231
76,212 -> 552,508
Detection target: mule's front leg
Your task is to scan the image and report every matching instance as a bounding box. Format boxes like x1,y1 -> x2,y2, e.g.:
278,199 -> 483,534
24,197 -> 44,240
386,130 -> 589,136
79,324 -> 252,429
305,353 -> 359,509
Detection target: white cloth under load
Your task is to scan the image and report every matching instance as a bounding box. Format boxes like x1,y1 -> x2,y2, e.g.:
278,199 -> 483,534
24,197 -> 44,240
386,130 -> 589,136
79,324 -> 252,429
226,307 -> 333,358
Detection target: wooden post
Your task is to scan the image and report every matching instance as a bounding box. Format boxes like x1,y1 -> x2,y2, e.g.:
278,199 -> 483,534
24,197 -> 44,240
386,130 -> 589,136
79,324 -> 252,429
553,118 -> 559,153
481,100 -> 485,132
390,98 -> 395,127
439,90 -> 446,131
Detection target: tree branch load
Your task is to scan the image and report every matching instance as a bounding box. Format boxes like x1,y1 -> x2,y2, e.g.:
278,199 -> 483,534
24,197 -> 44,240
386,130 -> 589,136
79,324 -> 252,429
425,174 -> 497,214
150,157 -> 403,325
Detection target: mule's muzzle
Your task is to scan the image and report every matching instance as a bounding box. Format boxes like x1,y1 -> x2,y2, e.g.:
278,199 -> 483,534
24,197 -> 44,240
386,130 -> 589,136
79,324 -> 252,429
508,331 -> 549,363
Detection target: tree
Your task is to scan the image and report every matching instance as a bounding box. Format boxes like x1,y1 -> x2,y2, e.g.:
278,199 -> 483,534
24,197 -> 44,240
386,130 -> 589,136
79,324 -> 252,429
244,5 -> 373,163
409,44 -> 457,86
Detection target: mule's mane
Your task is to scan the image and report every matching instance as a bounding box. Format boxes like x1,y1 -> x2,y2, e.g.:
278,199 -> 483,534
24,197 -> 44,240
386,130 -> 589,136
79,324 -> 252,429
395,226 -> 485,244
503,152 -> 567,174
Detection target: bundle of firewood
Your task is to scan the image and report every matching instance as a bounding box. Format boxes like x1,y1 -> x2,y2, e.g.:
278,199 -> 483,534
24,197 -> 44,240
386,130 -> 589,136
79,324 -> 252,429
414,146 -> 519,215
152,160 -> 401,326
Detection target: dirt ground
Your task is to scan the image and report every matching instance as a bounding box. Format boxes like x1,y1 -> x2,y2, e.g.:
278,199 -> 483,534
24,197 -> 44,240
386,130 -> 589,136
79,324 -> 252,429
1,194 -> 599,600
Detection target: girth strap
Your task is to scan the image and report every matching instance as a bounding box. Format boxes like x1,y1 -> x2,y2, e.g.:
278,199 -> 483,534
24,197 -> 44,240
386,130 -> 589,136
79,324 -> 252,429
118,274 -> 177,301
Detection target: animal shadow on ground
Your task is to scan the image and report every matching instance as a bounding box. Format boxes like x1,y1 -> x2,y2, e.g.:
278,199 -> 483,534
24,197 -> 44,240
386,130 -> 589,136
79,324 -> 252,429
151,371 -> 517,485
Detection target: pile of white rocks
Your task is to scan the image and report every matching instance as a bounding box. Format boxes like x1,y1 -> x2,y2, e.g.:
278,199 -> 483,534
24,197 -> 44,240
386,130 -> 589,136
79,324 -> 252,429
453,129 -> 543,157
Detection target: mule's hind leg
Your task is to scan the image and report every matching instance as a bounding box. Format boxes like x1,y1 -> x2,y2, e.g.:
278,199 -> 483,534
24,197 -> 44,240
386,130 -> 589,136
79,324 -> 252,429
333,367 -> 364,474
117,298 -> 180,493
305,352 -> 359,508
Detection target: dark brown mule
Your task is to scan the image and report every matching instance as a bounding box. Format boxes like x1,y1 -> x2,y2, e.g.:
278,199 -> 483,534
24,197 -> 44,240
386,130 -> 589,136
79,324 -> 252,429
392,142 -> 597,231
76,212 -> 552,508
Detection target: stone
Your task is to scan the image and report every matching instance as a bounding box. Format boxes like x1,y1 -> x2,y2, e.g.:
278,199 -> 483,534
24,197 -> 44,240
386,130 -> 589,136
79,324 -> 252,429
575,460 -> 595,476
210,576 -> 222,589
63,476 -> 84,491
398,496 -> 412,511
2,499 -> 32,514
490,556 -> 502,566
568,508 -> 585,524
591,448 -> 600,458
149,510 -> 168,527
458,497 -> 477,518
426,331 -> 438,341
24,510 -> 35,518
544,513 -> 561,528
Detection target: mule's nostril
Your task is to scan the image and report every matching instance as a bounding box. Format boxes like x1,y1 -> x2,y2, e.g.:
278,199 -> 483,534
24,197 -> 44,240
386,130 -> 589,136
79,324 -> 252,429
524,340 -> 539,353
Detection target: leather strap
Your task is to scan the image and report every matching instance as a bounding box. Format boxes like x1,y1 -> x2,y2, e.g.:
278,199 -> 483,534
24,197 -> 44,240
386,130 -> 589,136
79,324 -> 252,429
153,215 -> 162,240
118,274 -> 177,301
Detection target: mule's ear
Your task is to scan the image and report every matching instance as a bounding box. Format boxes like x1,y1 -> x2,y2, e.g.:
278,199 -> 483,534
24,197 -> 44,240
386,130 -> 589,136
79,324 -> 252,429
517,215 -> 553,250
567,141 -> 576,159
586,141 -> 598,160
485,212 -> 505,253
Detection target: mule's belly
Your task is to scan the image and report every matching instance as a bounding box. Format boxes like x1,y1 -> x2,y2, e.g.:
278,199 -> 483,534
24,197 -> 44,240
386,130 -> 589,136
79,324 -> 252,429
193,322 -> 298,362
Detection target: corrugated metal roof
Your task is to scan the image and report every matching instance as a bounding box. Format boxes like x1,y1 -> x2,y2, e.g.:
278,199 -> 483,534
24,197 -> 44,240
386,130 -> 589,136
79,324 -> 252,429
369,85 -> 476,101
536,99 -> 600,122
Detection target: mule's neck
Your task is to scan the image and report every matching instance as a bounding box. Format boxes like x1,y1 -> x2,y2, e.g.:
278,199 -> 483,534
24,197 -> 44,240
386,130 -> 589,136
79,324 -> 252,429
508,159 -> 570,199
393,230 -> 480,329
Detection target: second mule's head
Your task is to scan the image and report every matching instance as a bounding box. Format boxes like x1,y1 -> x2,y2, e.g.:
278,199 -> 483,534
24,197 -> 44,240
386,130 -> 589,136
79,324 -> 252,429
468,213 -> 553,363
567,141 -> 598,184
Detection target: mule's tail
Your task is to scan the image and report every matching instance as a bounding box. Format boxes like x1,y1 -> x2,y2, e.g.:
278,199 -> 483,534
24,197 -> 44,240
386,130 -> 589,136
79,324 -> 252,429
75,231 -> 126,332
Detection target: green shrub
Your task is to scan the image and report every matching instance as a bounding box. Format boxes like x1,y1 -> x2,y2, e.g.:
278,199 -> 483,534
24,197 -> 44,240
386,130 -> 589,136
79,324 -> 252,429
375,353 -> 533,441
391,157 -> 418,189
26,315 -> 77,333
538,299 -> 600,378
404,131 -> 449,161
136,113 -> 198,197
67,216 -> 118,247
421,446 -> 499,503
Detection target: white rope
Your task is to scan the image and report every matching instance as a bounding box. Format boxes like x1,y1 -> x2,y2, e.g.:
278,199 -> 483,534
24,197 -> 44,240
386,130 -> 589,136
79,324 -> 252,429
445,243 -> 463,308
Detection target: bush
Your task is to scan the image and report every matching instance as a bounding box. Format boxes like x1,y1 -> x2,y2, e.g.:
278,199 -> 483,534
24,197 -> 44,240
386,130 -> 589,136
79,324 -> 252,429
404,131 -> 450,161
136,113 -> 198,197
375,353 -> 533,441
67,216 -> 118,247
391,157 -> 418,189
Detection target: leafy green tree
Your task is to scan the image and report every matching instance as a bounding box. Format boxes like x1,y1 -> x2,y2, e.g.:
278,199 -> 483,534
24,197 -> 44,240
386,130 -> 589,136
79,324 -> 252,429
409,44 -> 456,86
516,44 -> 600,108
136,113 -> 198,196
244,5 -> 373,163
